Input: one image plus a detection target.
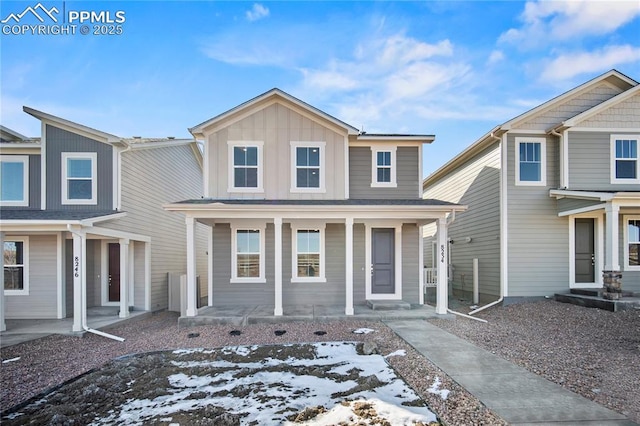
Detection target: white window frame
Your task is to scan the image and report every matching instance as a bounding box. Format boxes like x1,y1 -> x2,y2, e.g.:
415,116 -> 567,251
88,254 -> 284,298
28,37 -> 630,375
515,137 -> 546,186
62,152 -> 97,205
3,236 -> 29,296
624,215 -> 640,271
231,225 -> 266,283
371,146 -> 397,188
291,223 -> 326,283
227,141 -> 264,193
290,141 -> 326,193
0,155 -> 29,207
610,135 -> 639,184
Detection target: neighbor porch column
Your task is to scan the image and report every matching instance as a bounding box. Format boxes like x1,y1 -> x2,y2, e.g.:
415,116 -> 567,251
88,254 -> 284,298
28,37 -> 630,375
71,227 -> 86,332
274,217 -> 283,316
436,216 -> 449,315
0,231 -> 5,332
119,238 -> 130,319
418,224 -> 425,305
208,224 -> 214,307
604,202 -> 620,271
144,241 -> 151,311
185,216 -> 197,317
345,218 -> 354,315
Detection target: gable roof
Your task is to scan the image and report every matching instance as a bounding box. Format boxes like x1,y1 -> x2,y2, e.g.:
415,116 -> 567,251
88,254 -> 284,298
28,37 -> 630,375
189,88 -> 360,138
0,125 -> 30,142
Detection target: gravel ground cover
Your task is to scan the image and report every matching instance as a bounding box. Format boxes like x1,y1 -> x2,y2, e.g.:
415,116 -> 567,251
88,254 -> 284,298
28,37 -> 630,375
430,299 -> 640,424
1,312 -> 504,425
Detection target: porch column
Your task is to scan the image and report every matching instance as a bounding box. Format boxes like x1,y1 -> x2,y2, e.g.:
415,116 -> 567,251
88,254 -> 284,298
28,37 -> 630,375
185,216 -> 197,317
436,216 -> 448,315
71,228 -> 86,332
56,232 -> 66,319
144,241 -> 151,311
274,217 -> 283,316
208,224 -> 214,307
119,238 -> 130,319
604,202 -> 620,271
418,224 -> 425,305
345,218 -> 354,315
0,231 -> 5,332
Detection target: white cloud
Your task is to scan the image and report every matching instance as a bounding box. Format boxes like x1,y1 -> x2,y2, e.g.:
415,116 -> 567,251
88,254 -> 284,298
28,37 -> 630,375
540,44 -> 640,82
487,50 -> 505,65
246,3 -> 269,22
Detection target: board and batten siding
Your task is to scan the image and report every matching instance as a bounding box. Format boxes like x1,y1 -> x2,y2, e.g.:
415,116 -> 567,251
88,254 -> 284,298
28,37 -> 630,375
568,131 -> 640,191
45,125 -> 113,210
206,103 -> 346,200
28,155 -> 41,208
349,146 -> 420,199
423,143 -> 501,299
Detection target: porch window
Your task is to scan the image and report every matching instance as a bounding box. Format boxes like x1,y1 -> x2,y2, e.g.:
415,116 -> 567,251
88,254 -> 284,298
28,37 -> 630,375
62,152 -> 97,204
0,155 -> 29,206
228,142 -> 263,192
291,142 -> 325,192
232,228 -> 265,282
515,137 -> 546,186
611,136 -> 638,183
292,226 -> 325,282
4,237 -> 29,295
371,147 -> 397,187
625,217 -> 640,270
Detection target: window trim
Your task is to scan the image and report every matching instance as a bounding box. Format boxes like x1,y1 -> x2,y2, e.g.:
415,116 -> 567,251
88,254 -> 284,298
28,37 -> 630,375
230,225 -> 266,283
0,155 -> 29,207
4,236 -> 29,296
291,223 -> 326,283
515,137 -> 547,186
370,146 -> 397,188
227,141 -> 264,193
290,141 -> 326,193
61,152 -> 97,205
610,135 -> 639,184
624,215 -> 640,271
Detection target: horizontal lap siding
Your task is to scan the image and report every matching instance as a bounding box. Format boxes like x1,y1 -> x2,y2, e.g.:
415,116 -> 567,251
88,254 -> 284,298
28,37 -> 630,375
558,198 -> 603,214
402,224 -> 420,303
349,146 -> 420,199
353,224 -> 366,304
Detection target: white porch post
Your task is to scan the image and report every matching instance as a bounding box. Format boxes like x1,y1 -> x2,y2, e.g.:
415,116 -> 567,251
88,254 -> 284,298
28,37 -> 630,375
56,232 -> 66,319
208,224 -> 214,307
144,242 -> 151,311
0,231 -> 5,332
604,203 -> 620,271
274,217 -> 283,316
119,238 -> 130,319
71,228 -> 85,332
418,224 -> 425,305
345,218 -> 354,315
185,216 -> 197,317
436,216 -> 449,315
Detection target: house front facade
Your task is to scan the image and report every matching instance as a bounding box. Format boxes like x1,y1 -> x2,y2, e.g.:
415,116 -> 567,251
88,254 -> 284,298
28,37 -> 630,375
0,109 -> 207,333
165,89 -> 466,317
422,70 -> 640,304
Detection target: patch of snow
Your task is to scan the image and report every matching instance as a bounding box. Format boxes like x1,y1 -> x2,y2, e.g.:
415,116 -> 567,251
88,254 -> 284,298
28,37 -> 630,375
353,328 -> 376,334
2,357 -> 20,364
427,376 -> 450,400
384,349 -> 406,358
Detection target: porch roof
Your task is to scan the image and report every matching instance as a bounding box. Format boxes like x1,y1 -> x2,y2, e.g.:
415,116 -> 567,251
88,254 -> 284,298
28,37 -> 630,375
169,198 -> 462,207
0,210 -> 126,230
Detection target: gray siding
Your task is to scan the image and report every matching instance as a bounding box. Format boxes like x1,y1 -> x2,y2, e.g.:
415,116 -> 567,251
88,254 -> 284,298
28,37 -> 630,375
45,124 -> 113,210
353,224 -> 366,304
29,155 -> 41,208
557,198 -> 602,215
401,224 -> 420,303
349,147 -> 420,199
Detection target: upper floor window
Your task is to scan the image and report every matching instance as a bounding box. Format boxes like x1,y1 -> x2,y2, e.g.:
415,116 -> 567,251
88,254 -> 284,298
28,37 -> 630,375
371,147 -> 397,187
4,237 -> 29,295
611,136 -> 638,183
291,142 -> 325,192
228,141 -> 263,192
0,155 -> 28,206
231,226 -> 265,283
292,225 -> 326,283
515,137 -> 546,186
62,152 -> 97,205
625,216 -> 640,271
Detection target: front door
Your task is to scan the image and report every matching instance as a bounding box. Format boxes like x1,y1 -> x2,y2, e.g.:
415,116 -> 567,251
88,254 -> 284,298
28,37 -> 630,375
108,243 -> 120,302
575,218 -> 595,283
372,228 -> 395,294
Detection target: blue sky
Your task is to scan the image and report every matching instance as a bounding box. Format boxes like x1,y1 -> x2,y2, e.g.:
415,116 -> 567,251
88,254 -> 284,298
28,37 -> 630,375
2,1 -> 639,176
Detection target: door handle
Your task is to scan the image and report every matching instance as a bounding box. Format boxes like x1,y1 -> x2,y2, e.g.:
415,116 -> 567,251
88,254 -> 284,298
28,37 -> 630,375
370,265 -> 374,276
591,254 -> 595,266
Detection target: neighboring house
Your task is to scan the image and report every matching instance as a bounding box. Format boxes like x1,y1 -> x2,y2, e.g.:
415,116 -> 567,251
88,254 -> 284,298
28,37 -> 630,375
422,70 -> 640,305
164,88 -> 466,317
0,108 -> 207,333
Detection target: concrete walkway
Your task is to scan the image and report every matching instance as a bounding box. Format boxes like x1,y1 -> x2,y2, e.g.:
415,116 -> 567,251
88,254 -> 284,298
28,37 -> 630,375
386,319 -> 636,426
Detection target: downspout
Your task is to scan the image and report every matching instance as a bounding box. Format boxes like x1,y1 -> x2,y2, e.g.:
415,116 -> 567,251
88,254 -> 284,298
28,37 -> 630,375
67,225 -> 125,342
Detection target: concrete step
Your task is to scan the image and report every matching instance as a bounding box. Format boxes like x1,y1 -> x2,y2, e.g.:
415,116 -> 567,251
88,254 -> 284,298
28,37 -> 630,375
366,300 -> 412,311
570,288 -> 635,297
555,292 -> 640,312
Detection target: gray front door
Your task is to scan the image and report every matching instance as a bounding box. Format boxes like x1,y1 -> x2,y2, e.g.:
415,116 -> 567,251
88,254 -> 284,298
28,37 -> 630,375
575,218 -> 595,283
372,228 -> 395,294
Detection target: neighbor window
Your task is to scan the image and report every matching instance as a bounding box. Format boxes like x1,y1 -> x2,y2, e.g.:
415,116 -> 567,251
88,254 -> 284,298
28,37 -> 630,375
625,217 -> 640,270
4,237 -> 29,295
611,136 -> 639,183
291,225 -> 325,282
515,137 -> 546,186
291,142 -> 325,192
228,142 -> 263,192
62,152 -> 97,204
231,227 -> 265,282
0,155 -> 29,206
371,147 -> 397,187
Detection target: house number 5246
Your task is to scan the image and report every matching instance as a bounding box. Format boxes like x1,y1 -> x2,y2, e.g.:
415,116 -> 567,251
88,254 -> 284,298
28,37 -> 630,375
440,245 -> 445,263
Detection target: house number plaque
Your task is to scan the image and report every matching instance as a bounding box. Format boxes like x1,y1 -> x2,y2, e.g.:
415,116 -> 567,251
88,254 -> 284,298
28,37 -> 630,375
74,256 -> 80,278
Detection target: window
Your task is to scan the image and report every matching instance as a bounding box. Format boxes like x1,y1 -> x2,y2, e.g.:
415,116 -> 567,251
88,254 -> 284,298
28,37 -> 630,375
290,142 -> 325,192
4,237 -> 29,295
62,152 -> 97,204
231,227 -> 265,282
228,142 -> 263,192
0,155 -> 29,206
371,147 -> 397,187
625,217 -> 640,270
611,136 -> 639,183
515,137 -> 546,186
291,225 -> 325,282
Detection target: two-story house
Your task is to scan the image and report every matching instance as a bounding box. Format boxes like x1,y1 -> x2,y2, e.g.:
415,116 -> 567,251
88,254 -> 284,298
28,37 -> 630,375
422,70 -> 640,306
164,89 -> 466,318
0,108 -> 208,333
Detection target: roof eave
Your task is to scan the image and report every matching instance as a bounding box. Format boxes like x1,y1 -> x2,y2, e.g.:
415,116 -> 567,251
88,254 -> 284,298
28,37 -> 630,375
23,106 -> 121,144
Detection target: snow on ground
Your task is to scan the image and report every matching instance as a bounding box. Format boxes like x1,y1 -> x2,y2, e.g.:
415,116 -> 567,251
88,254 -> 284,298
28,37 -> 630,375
427,377 -> 450,400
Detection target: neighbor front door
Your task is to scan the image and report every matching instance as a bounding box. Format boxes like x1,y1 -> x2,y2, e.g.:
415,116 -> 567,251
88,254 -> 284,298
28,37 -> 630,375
575,218 -> 595,283
108,243 -> 121,302
372,228 -> 395,294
